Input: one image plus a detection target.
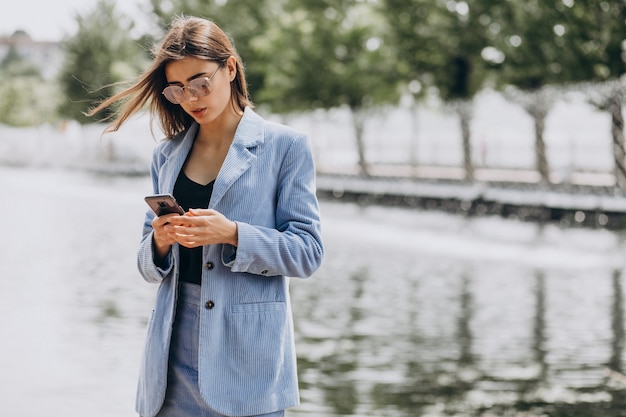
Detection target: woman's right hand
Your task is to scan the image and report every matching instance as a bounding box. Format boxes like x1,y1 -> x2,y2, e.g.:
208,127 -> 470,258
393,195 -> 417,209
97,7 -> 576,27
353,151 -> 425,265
151,213 -> 182,259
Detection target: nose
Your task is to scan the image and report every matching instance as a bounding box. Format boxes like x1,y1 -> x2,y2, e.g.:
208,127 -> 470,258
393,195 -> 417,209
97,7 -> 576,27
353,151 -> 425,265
183,90 -> 199,103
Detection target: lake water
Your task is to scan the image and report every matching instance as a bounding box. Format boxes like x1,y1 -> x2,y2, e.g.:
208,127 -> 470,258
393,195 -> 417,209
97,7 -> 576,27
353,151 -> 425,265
1,165 -> 626,417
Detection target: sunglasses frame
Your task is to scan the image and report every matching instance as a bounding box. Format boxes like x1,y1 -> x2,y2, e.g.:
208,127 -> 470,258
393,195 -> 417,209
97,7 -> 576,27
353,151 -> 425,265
162,65 -> 222,104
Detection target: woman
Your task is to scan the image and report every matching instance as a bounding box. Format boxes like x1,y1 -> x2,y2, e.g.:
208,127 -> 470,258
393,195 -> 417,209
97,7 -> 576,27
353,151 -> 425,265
89,16 -> 324,417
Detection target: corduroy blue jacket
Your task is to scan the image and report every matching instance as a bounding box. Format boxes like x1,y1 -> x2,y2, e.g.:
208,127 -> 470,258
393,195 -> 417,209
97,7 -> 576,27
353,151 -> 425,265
135,108 -> 324,417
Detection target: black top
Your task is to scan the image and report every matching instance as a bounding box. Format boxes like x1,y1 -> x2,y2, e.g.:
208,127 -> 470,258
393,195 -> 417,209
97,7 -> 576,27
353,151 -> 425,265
173,171 -> 215,285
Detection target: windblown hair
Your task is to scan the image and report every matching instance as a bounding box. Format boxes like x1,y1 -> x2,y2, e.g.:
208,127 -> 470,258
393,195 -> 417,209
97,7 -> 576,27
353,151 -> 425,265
88,16 -> 253,139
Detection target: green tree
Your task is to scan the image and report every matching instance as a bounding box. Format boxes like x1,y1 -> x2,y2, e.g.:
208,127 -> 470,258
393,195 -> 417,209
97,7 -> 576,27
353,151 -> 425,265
58,0 -> 150,123
492,1 -> 581,184
0,40 -> 59,126
560,0 -> 626,187
1,43 -> 41,77
382,0 -> 495,181
491,1 -> 626,185
259,0 -> 401,177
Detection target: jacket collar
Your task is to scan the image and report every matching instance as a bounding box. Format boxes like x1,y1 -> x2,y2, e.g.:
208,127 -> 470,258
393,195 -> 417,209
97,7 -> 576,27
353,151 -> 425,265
158,107 -> 264,208
159,107 -> 264,157
232,107 -> 265,148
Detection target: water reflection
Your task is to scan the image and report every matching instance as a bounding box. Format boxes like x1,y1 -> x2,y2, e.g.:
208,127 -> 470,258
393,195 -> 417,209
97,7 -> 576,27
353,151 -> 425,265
2,166 -> 626,417
532,271 -> 548,386
609,270 -> 624,376
291,203 -> 626,416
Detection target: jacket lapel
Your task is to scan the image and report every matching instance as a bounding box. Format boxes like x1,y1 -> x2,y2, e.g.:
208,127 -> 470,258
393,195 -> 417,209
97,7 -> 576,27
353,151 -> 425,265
158,124 -> 198,194
157,108 -> 264,206
210,108 -> 264,208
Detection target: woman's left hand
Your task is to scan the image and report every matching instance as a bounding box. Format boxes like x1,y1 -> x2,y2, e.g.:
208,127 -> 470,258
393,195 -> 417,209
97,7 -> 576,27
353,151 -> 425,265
167,208 -> 238,248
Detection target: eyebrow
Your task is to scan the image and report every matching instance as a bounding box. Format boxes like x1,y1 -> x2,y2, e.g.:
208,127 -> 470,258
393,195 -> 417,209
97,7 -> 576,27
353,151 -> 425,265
167,72 -> 209,86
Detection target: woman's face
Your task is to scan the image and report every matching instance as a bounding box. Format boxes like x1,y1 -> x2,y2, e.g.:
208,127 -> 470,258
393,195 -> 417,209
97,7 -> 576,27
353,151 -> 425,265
164,56 -> 237,125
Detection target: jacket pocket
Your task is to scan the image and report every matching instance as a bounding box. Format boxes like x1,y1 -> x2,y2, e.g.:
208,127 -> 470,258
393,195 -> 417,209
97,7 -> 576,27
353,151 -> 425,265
226,301 -> 290,381
231,301 -> 286,314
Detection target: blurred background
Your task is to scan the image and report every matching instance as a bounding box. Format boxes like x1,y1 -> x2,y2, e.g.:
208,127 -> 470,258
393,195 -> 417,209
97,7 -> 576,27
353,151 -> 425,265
1,0 -> 626,416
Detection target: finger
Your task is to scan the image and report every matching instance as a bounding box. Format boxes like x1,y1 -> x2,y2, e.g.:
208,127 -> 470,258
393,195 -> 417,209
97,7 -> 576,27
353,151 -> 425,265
172,224 -> 196,233
165,217 -> 193,227
188,208 -> 217,216
153,213 -> 180,227
173,216 -> 206,228
174,231 -> 195,239
173,229 -> 200,244
153,227 -> 177,246
174,232 -> 200,248
178,241 -> 200,248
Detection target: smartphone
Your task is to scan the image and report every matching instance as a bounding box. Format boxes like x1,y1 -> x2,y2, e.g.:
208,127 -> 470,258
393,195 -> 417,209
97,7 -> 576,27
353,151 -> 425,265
144,194 -> 185,216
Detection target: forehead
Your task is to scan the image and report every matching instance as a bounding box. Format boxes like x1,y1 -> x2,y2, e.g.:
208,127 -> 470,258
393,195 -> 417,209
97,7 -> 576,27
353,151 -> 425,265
164,56 -> 217,82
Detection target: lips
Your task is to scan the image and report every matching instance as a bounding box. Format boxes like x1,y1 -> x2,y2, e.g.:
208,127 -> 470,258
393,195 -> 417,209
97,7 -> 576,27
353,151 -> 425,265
190,107 -> 207,118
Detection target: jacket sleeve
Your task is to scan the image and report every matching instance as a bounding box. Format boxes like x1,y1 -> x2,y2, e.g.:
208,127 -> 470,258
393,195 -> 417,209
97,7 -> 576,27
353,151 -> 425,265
136,144 -> 175,284
222,132 -> 324,278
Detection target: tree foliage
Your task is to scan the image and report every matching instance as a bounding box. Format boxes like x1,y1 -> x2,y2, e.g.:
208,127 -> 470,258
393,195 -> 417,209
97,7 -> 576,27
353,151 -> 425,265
560,0 -> 626,186
491,0 -> 626,185
6,0 -> 626,185
57,0 -> 150,124
266,0 -> 401,175
259,0 -> 400,110
0,43 -> 59,126
382,0 -> 498,179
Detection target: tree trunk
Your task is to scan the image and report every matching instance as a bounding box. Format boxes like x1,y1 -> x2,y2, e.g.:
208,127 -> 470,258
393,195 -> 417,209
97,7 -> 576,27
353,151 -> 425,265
350,107 -> 369,177
506,86 -> 555,186
457,102 -> 474,181
607,92 -> 626,188
584,81 -> 626,188
409,99 -> 419,169
531,106 -> 550,185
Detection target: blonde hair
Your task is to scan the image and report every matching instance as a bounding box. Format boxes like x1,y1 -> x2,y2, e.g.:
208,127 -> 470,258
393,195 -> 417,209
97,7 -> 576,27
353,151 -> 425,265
88,16 -> 253,138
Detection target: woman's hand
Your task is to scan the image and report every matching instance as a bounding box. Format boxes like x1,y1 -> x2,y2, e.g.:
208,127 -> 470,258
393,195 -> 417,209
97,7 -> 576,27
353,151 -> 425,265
151,213 -> 182,259
167,208 -> 238,248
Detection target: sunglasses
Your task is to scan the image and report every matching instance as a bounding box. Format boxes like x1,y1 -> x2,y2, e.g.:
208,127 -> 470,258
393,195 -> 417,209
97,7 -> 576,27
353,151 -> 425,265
162,66 -> 221,104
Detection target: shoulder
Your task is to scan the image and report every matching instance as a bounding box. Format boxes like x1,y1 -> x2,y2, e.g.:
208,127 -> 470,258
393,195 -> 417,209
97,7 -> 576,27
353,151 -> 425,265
155,129 -> 187,154
254,113 -> 308,151
263,118 -> 305,141
238,108 -> 308,150
258,118 -> 315,173
154,125 -> 196,155
150,125 -> 196,168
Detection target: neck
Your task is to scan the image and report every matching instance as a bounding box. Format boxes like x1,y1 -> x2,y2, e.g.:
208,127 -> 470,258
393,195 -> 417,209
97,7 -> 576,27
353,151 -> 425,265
196,107 -> 243,146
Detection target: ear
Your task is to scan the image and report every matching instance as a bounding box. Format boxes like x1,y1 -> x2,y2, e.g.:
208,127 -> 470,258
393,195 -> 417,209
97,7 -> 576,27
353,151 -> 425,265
226,56 -> 238,82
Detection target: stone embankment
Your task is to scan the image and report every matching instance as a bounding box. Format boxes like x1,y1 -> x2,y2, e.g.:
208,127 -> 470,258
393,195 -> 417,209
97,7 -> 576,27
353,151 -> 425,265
316,165 -> 626,229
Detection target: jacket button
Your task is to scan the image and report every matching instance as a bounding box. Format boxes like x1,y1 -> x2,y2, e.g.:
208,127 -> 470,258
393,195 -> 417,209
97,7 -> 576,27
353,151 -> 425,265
261,269 -> 268,275
205,262 -> 214,270
205,300 -> 215,309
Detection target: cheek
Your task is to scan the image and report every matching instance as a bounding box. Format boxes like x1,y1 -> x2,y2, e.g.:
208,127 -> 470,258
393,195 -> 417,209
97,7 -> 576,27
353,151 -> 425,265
215,81 -> 234,104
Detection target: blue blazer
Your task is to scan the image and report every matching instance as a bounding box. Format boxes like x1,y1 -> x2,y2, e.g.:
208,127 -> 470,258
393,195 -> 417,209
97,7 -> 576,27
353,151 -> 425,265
135,108 -> 324,417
